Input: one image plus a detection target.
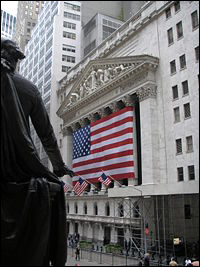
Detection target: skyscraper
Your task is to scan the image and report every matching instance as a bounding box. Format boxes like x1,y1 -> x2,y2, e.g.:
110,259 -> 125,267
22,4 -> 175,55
19,1 -> 82,167
14,1 -> 44,52
1,9 -> 16,39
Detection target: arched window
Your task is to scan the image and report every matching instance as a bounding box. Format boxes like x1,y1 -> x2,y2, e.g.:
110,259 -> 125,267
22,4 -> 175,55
74,203 -> 78,214
118,203 -> 124,217
66,203 -> 69,213
94,203 -> 98,215
105,202 -> 110,216
84,202 -> 87,215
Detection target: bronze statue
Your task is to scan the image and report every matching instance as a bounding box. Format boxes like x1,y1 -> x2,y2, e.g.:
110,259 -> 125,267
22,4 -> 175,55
1,38 -> 74,266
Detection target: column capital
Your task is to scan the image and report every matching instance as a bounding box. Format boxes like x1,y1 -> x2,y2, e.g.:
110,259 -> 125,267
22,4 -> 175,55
88,113 -> 96,123
109,102 -> 121,113
98,108 -> 107,118
122,95 -> 134,106
136,85 -> 157,102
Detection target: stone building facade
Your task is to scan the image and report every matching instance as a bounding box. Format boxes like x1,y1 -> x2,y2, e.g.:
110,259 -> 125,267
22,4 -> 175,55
57,1 -> 199,256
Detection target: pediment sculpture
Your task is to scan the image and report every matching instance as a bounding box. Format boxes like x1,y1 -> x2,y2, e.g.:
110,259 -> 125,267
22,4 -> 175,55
58,55 -> 159,116
65,62 -> 138,108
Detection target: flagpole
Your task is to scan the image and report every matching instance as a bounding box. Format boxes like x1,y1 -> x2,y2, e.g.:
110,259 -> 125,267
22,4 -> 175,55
101,170 -> 122,187
77,175 -> 99,190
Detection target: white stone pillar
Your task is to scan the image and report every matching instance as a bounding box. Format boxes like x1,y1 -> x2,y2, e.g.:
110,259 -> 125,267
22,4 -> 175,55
136,85 -> 159,185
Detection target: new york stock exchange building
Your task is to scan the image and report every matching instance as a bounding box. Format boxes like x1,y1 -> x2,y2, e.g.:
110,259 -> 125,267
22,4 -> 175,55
56,1 -> 199,259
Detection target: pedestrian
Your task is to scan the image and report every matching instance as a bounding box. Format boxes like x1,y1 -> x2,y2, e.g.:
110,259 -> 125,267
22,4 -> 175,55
1,37 -> 74,266
169,257 -> 179,266
144,253 -> 150,266
75,245 -> 80,261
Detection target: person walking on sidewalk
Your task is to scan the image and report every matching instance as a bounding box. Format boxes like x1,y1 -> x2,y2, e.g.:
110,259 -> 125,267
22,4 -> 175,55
75,244 -> 80,261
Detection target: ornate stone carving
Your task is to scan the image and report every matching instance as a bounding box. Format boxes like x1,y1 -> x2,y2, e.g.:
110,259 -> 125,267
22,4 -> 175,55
65,63 -> 135,108
122,95 -> 133,106
109,102 -> 120,113
136,86 -> 157,101
88,114 -> 96,123
98,108 -> 107,118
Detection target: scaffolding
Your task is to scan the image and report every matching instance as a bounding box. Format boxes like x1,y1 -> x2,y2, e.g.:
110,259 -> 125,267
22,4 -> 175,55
111,194 -> 199,261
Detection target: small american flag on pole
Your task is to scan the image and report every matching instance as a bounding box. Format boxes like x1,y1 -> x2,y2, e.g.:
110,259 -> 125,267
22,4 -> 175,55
98,173 -> 112,187
73,177 -> 88,196
72,106 -> 134,185
61,181 -> 71,193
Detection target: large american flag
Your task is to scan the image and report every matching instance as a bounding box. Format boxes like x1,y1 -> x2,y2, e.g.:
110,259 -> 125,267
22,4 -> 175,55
72,106 -> 135,185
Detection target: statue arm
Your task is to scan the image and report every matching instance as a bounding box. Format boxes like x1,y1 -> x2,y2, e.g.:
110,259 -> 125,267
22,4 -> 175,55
30,91 -> 74,177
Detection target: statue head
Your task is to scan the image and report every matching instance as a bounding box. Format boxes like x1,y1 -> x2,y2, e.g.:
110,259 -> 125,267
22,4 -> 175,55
1,37 -> 25,71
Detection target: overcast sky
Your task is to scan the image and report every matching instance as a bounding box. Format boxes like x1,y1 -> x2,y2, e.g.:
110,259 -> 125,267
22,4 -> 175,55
1,1 -> 18,17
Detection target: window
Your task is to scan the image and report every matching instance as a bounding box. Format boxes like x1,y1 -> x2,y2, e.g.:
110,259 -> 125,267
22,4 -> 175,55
63,21 -> 76,30
186,136 -> 193,152
103,25 -> 117,40
195,46 -> 199,61
84,18 -> 96,37
64,2 -> 80,12
182,80 -> 189,96
188,165 -> 195,180
170,60 -> 176,74
172,85 -> 178,99
64,11 -> 80,21
176,138 -> 182,154
62,55 -> 75,63
184,103 -> 191,118
177,167 -> 184,181
84,203 -> 87,215
62,65 -> 71,72
118,204 -> 124,217
84,40 -> 96,56
180,54 -> 186,69
191,10 -> 199,30
62,44 -> 76,53
74,203 -> 78,214
167,28 -> 174,45
27,28 -> 31,33
165,7 -> 171,19
176,21 -> 183,39
184,204 -> 191,219
94,203 -> 98,215
174,107 -> 180,123
105,203 -> 110,216
63,31 -> 76,39
174,1 -> 180,12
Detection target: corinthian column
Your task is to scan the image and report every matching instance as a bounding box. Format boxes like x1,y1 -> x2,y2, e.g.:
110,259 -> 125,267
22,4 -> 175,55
136,85 -> 159,185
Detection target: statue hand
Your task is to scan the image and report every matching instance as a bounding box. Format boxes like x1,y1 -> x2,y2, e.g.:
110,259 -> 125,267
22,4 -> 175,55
53,165 -> 75,177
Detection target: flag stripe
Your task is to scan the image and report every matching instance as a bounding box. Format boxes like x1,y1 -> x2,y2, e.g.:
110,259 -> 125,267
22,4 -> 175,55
91,117 -> 133,137
74,155 -> 134,172
91,138 -> 133,154
91,128 -> 133,145
73,150 -> 133,168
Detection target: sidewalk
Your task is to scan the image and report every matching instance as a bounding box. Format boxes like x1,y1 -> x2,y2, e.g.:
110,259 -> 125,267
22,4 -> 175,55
65,254 -> 109,266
